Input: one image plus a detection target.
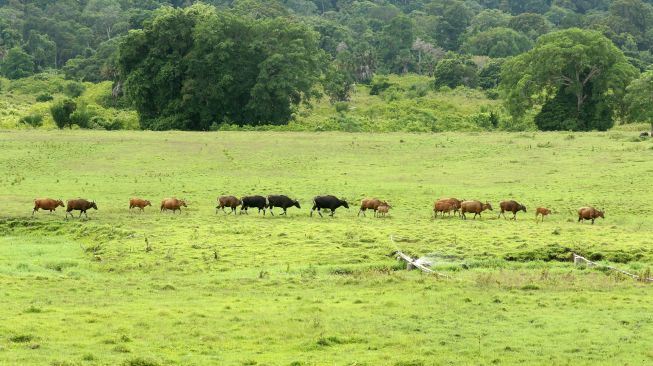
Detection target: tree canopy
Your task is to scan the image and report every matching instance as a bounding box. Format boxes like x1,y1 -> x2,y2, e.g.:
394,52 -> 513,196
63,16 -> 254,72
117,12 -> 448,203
118,5 -> 326,130
501,28 -> 638,131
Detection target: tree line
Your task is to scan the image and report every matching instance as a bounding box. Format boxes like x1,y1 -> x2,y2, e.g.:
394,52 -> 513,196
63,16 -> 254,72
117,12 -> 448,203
1,0 -> 653,132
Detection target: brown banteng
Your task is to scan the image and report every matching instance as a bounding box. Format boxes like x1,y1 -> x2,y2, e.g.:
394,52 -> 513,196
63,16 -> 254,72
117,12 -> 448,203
535,207 -> 551,222
160,198 -> 187,214
216,196 -> 241,214
578,207 -> 604,224
377,204 -> 391,217
460,200 -> 493,220
498,200 -> 527,220
32,198 -> 64,216
433,200 -> 455,218
66,199 -> 97,219
444,198 -> 463,216
129,198 -> 151,212
358,198 -> 388,217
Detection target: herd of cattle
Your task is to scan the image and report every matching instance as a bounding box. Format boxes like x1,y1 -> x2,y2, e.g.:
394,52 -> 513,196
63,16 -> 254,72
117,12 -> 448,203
31,195 -> 606,224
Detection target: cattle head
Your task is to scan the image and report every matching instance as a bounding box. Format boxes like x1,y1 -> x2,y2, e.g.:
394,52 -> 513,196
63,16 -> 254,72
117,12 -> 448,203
597,209 -> 605,219
180,200 -> 187,207
520,204 -> 527,213
483,202 -> 493,211
90,201 -> 98,210
57,200 -> 65,207
145,200 -> 152,207
293,200 -> 301,209
340,199 -> 349,209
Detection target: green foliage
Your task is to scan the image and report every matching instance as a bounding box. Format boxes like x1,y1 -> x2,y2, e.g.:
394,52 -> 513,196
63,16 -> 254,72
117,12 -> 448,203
64,81 -> 86,98
1,47 -> 35,79
19,113 -> 43,128
434,55 -> 478,89
463,27 -> 533,57
624,70 -> 653,132
50,99 -> 77,129
35,93 -> 53,102
323,63 -> 354,103
478,58 -> 505,90
369,76 -> 395,95
501,28 -> 638,130
119,5 -> 326,130
70,105 -> 96,128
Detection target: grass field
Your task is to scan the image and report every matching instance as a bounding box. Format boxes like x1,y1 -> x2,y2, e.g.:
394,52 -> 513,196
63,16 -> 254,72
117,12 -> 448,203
1,129 -> 653,366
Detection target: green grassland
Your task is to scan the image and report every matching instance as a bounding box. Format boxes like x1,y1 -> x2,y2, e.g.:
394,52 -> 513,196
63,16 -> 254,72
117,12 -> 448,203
1,130 -> 653,365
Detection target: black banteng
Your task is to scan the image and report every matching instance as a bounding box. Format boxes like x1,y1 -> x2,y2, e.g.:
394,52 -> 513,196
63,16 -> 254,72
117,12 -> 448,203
240,195 -> 268,215
311,195 -> 349,217
66,199 -> 97,219
267,195 -> 300,216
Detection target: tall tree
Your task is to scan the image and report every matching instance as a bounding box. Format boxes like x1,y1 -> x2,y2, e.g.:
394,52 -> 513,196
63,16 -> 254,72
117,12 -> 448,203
501,28 -> 638,130
624,71 -> 653,135
119,4 -> 325,130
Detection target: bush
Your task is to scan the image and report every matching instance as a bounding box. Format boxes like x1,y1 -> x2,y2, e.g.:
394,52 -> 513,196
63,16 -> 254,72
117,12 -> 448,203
369,76 -> 394,95
64,81 -> 86,98
19,114 -> 43,128
334,102 -> 349,113
50,99 -> 77,129
70,105 -> 96,128
35,93 -> 53,102
90,116 -> 123,130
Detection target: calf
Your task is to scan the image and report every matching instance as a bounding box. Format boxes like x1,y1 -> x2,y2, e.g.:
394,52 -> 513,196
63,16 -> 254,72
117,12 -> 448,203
267,195 -> 300,216
535,207 -> 551,222
160,198 -> 187,214
216,195 -> 241,214
33,198 -> 64,216
311,195 -> 349,217
460,200 -> 493,220
240,195 -> 268,215
578,207 -> 604,224
66,199 -> 97,219
377,204 -> 390,217
129,198 -> 151,212
358,198 -> 388,217
498,200 -> 526,220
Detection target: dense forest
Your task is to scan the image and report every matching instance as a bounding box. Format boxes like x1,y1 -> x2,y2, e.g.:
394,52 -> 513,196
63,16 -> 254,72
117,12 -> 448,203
1,0 -> 653,131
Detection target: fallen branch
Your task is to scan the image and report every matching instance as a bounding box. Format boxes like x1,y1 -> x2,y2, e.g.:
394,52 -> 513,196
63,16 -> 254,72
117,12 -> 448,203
573,253 -> 653,282
390,235 -> 449,278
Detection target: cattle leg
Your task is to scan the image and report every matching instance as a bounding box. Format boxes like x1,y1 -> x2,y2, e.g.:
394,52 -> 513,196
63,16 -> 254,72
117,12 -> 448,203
318,209 -> 323,217
591,218 -> 595,225
512,212 -> 517,220
358,209 -> 364,217
330,209 -> 335,217
269,208 -> 274,216
32,208 -> 37,216
282,208 -> 287,216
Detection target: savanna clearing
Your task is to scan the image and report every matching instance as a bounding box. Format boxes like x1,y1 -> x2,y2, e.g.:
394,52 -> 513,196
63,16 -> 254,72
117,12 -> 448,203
1,130 -> 652,366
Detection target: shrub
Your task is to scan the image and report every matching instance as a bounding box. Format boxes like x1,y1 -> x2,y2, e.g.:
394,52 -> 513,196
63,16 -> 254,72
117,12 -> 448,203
19,114 -> 43,128
50,99 -> 77,129
35,93 -> 53,102
64,81 -> 86,98
369,76 -> 394,95
334,102 -> 349,113
90,116 -> 123,130
70,106 -> 96,128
